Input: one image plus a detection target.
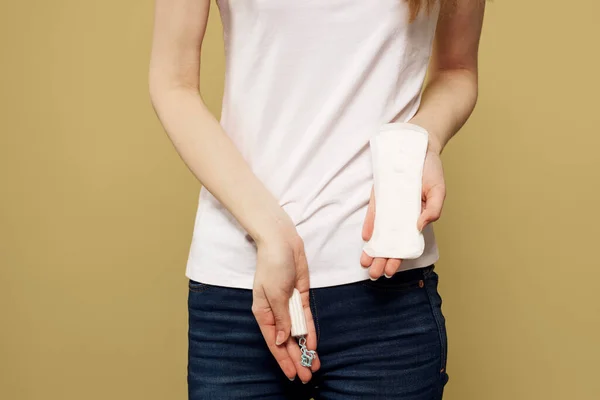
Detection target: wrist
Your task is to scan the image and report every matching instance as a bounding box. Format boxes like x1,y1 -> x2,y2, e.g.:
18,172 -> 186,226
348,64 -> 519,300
427,138 -> 443,156
406,116 -> 444,155
253,210 -> 298,247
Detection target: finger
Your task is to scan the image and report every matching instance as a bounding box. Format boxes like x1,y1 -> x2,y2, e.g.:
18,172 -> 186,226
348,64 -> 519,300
362,186 -> 376,241
265,289 -> 292,346
261,324 -> 297,380
294,246 -> 310,292
295,252 -> 321,373
360,250 -> 374,268
300,291 -> 320,372
252,294 -> 297,380
384,258 -> 402,278
308,341 -> 321,373
369,257 -> 387,280
286,339 -> 313,383
417,185 -> 446,231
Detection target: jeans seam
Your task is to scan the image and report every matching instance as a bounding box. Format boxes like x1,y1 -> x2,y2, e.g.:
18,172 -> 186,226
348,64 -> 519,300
424,279 -> 447,374
310,289 -> 320,345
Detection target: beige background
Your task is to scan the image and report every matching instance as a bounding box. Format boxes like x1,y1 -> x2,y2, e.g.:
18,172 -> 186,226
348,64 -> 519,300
1,1 -> 599,399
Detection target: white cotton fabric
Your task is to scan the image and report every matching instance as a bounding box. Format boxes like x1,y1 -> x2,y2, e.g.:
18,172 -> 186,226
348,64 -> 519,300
186,0 -> 441,289
363,123 -> 429,259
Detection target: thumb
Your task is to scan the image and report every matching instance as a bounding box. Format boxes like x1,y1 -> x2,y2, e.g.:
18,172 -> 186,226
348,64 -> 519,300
417,184 -> 445,232
267,291 -> 292,346
362,186 -> 376,241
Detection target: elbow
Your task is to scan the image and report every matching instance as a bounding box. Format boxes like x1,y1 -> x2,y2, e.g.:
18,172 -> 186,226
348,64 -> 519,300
148,70 -> 166,111
464,66 -> 479,105
147,66 -> 176,110
148,70 -> 199,112
440,66 -> 479,110
468,69 -> 479,110
469,71 -> 479,110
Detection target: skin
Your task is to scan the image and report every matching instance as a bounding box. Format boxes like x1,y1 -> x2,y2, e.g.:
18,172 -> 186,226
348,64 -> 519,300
361,0 -> 486,278
149,0 -> 484,384
149,0 -> 318,383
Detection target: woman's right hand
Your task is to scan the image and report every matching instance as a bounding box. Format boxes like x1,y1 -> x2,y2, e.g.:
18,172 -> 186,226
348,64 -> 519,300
252,230 -> 320,383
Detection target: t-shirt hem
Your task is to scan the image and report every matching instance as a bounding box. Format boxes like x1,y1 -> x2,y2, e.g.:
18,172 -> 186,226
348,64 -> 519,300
185,251 -> 440,290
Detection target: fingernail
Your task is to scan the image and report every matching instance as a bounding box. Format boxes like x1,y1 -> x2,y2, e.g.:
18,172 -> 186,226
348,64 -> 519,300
289,377 -> 295,382
302,381 -> 309,384
276,331 -> 285,346
369,276 -> 377,281
384,274 -> 391,279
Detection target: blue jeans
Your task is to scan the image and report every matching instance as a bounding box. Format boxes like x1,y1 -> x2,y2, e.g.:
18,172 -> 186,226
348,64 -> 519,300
188,265 -> 449,399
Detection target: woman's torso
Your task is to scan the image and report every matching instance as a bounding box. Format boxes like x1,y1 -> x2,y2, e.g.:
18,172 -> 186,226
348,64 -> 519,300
186,0 -> 440,289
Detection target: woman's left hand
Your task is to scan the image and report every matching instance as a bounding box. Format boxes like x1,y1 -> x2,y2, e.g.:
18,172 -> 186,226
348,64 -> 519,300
360,149 -> 446,279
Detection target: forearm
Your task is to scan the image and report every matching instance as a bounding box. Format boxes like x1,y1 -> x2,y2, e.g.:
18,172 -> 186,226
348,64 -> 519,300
408,0 -> 485,155
150,86 -> 294,244
409,67 -> 478,155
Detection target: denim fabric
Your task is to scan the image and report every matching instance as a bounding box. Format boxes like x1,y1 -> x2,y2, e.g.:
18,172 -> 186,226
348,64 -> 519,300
188,265 -> 449,399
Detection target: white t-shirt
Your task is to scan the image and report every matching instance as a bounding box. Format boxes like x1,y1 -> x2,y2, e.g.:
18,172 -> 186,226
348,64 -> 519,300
186,0 -> 441,289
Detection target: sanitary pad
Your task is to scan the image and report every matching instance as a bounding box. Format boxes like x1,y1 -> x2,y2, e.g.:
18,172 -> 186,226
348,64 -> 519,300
363,122 -> 429,259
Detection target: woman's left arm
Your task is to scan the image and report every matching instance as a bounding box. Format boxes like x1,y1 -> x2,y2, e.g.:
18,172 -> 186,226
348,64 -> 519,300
410,0 -> 486,231
411,0 -> 485,154
361,0 -> 485,279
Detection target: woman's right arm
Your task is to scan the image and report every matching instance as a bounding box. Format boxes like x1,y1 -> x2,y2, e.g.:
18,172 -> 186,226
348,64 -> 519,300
148,0 -> 318,382
149,0 -> 290,248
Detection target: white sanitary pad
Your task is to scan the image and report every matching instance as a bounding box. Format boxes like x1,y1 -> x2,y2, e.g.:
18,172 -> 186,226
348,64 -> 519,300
363,122 -> 429,259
